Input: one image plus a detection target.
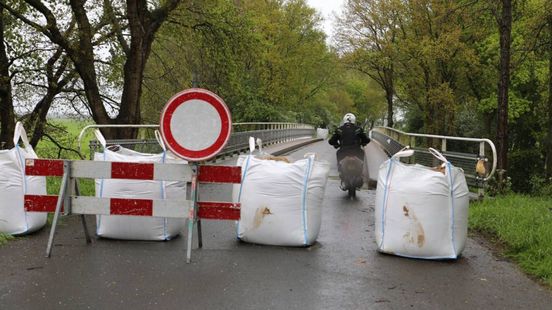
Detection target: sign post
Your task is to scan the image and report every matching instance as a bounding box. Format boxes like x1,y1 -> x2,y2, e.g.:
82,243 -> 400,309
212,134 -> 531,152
159,88 -> 234,262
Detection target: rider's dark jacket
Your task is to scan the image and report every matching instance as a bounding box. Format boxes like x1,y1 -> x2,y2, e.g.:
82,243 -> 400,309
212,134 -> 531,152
328,123 -> 370,162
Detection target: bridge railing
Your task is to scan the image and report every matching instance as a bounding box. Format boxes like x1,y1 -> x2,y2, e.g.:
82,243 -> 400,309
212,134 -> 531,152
370,127 -> 497,195
78,123 -> 315,160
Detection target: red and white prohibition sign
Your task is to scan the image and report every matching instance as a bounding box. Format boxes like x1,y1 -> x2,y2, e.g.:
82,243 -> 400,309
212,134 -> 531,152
160,88 -> 232,161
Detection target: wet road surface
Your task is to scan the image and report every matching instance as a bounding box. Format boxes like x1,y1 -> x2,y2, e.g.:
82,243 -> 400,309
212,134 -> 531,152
1,141 -> 551,309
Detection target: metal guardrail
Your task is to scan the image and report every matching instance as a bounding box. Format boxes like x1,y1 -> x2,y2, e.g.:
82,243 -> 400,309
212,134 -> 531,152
78,123 -> 315,160
369,127 -> 497,194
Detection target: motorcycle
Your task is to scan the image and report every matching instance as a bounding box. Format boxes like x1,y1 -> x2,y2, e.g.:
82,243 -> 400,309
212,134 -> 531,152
339,155 -> 364,198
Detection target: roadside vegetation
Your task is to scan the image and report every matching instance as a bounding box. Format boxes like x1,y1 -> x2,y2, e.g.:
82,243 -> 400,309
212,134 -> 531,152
0,232 -> 13,245
37,119 -> 96,196
470,195 -> 552,286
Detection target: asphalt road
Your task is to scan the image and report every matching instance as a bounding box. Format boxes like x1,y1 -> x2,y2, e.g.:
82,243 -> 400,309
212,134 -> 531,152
1,141 -> 551,309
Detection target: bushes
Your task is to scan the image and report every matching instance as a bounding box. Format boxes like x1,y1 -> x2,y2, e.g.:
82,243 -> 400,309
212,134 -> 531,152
508,149 -> 544,194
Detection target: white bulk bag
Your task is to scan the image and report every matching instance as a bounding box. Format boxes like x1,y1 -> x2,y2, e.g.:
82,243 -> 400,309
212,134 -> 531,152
375,148 -> 469,259
233,154 -> 330,246
363,141 -> 389,183
94,130 -> 187,241
316,128 -> 329,139
0,122 -> 47,235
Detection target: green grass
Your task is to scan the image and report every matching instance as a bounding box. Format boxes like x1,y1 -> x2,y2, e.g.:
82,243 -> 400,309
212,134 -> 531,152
470,195 -> 552,286
35,119 -> 95,160
0,233 -> 14,245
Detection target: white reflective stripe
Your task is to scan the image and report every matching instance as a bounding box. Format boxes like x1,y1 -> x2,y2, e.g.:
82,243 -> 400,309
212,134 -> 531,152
152,200 -> 192,218
71,196 -> 192,218
71,161 -> 112,179
69,161 -> 192,181
72,196 -> 110,215
153,163 -> 193,181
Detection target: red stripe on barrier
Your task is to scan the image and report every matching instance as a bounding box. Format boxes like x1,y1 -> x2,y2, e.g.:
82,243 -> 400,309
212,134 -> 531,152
24,195 -> 62,212
111,162 -> 154,180
198,166 -> 241,184
110,198 -> 153,216
25,159 -> 64,176
198,202 -> 240,220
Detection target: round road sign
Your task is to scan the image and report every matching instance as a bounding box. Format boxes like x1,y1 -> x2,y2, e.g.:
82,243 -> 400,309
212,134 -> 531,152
159,88 -> 232,161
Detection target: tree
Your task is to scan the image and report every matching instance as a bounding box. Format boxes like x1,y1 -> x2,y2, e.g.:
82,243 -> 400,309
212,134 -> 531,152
142,0 -> 337,124
336,0 -> 401,127
393,0 -> 480,136
0,0 -> 182,139
23,46 -> 77,147
547,15 -> 552,178
0,3 -> 83,149
495,0 -> 513,189
0,6 -> 15,148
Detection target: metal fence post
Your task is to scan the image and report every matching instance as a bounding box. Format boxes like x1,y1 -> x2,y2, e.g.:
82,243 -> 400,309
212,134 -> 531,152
479,142 -> 486,198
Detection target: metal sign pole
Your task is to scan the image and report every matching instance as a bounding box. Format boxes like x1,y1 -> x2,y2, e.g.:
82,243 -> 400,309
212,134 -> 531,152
186,163 -> 198,263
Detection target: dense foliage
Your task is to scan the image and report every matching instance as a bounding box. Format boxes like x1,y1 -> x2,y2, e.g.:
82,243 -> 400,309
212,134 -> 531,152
336,0 -> 552,194
0,0 -> 551,194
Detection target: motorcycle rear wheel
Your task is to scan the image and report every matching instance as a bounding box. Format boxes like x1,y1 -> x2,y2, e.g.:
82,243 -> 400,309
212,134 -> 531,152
348,188 -> 356,198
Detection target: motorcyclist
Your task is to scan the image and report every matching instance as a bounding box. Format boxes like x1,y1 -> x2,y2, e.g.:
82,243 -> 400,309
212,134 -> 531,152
328,113 -> 370,176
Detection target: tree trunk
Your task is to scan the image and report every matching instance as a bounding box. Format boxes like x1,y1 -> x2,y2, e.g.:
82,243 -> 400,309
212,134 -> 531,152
384,67 -> 394,128
25,50 -> 74,147
546,19 -> 552,178
113,0 -> 180,139
496,0 -> 512,190
26,90 -> 57,147
115,0 -> 155,139
0,7 -> 15,149
69,0 -> 112,135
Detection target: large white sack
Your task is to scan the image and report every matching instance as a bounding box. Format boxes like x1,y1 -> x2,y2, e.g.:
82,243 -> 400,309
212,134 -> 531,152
316,128 -> 329,139
0,122 -> 47,235
234,154 -> 330,246
363,141 -> 389,182
375,148 -> 469,259
94,144 -> 187,241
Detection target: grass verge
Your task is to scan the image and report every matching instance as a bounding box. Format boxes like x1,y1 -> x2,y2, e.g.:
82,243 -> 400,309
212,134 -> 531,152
470,194 -> 552,286
0,233 -> 14,245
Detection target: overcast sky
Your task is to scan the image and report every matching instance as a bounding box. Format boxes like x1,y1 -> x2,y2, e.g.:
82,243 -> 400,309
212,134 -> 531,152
306,0 -> 345,40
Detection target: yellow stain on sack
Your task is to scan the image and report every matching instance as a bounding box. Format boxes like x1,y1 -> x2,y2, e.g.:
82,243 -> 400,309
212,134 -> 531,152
253,206 -> 273,229
402,205 -> 425,248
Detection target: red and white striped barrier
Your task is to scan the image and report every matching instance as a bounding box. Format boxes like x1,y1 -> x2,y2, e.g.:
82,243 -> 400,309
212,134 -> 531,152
24,158 -> 241,262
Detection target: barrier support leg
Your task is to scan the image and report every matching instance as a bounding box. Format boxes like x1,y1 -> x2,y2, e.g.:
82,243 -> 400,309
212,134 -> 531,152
197,219 -> 203,248
75,182 -> 92,244
196,186 -> 203,248
186,164 -> 198,263
46,161 -> 69,258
